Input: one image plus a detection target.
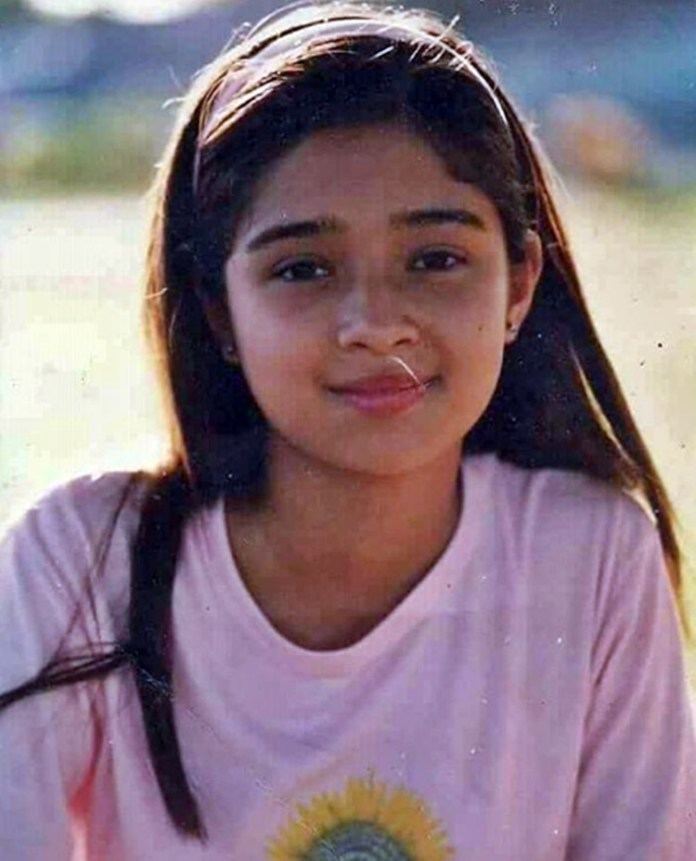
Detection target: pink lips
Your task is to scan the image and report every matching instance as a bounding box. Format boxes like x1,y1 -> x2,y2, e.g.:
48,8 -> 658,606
328,374 -> 435,417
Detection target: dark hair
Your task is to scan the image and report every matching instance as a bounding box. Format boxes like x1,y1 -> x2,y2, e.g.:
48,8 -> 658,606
2,1 -> 690,842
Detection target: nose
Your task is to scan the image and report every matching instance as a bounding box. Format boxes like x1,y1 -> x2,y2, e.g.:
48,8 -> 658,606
335,282 -> 420,355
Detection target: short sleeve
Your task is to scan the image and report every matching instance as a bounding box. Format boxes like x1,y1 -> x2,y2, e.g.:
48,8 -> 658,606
567,503 -> 696,859
0,474 -> 136,860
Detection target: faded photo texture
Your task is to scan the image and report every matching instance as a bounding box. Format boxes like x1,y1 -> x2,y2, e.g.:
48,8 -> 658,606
1,0 -> 695,688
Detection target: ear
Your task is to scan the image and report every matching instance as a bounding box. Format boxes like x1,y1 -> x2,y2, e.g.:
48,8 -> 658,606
505,229 -> 543,342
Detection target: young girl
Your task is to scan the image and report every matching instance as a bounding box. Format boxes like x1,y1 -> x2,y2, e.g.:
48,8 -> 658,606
1,2 -> 694,858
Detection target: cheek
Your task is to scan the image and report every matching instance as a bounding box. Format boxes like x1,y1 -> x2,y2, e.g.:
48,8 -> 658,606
229,295 -> 323,410
441,292 -> 507,410
443,281 -> 507,355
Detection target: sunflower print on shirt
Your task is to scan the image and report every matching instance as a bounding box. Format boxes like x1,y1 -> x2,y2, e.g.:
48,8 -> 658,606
266,772 -> 454,860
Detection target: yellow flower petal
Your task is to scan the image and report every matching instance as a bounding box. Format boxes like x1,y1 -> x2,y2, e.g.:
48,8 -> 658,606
267,772 -> 454,860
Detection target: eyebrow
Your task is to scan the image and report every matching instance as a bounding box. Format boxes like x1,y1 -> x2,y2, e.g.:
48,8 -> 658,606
244,207 -> 486,253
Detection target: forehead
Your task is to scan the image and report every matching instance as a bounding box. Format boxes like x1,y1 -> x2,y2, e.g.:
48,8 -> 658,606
240,123 -> 499,230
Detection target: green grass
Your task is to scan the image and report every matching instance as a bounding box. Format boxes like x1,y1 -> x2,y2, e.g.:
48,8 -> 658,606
0,99 -> 167,196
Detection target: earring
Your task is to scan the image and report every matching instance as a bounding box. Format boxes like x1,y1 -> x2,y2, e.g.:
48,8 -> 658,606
505,320 -> 519,342
222,344 -> 239,365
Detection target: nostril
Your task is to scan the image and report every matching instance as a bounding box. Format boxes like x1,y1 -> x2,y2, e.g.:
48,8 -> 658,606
336,318 -> 420,353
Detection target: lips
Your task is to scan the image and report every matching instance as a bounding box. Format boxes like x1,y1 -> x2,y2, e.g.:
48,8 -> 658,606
327,373 -> 436,417
329,373 -> 430,394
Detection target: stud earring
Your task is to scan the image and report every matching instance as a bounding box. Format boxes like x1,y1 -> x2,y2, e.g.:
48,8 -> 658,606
505,320 -> 519,342
222,344 -> 239,365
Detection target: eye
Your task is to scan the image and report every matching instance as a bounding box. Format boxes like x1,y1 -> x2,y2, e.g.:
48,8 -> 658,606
409,249 -> 467,272
270,258 -> 332,283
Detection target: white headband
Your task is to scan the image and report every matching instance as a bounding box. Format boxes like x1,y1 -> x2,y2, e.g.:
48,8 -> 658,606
192,13 -> 512,195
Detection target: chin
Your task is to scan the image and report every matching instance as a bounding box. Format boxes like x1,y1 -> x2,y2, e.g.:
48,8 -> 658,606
329,452 -> 436,477
267,409 -> 478,477
293,432 -> 464,478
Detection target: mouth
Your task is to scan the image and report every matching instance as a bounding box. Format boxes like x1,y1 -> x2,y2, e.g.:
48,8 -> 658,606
327,375 -> 438,417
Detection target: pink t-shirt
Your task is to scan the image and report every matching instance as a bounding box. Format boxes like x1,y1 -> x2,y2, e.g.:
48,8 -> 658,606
0,452 -> 694,859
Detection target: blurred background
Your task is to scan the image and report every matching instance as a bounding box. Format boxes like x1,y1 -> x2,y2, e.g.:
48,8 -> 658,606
1,0 -> 695,678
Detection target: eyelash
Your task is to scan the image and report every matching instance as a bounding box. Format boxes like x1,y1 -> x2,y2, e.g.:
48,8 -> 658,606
270,249 -> 467,283
271,259 -> 331,283
410,249 -> 467,272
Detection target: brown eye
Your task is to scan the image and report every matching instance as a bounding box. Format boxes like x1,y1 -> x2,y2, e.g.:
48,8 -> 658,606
409,249 -> 466,272
271,258 -> 332,283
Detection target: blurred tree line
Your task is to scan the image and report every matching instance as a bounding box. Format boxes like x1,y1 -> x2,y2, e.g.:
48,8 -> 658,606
2,0 -> 694,193
0,0 -> 30,21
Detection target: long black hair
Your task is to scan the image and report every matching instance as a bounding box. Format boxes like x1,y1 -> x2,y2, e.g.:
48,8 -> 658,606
1,1 -> 690,842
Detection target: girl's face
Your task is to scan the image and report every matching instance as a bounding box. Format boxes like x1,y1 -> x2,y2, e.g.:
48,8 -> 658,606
214,122 -> 541,475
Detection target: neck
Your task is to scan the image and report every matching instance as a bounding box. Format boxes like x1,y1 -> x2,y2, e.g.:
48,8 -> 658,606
227,434 -> 463,604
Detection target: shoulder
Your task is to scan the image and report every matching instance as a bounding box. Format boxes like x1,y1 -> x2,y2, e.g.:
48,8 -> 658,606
0,472 -> 148,648
1,471 -> 146,559
470,451 -> 655,544
466,452 -> 661,604
467,453 -> 674,658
